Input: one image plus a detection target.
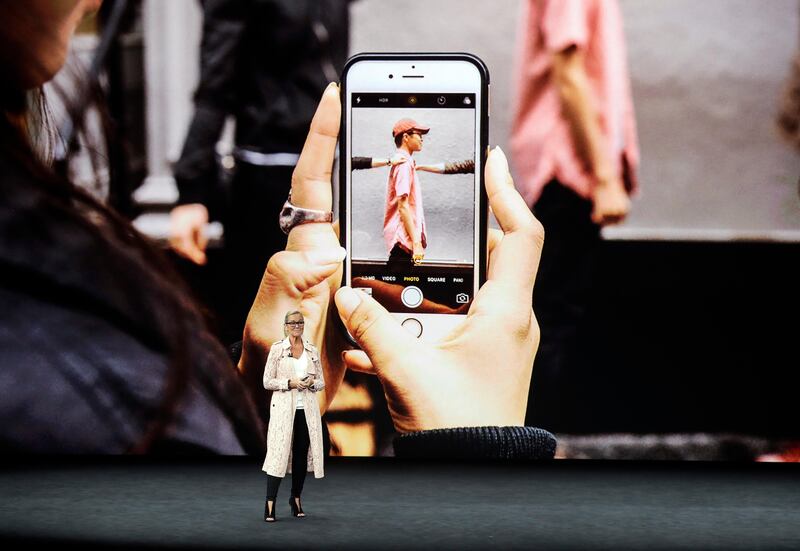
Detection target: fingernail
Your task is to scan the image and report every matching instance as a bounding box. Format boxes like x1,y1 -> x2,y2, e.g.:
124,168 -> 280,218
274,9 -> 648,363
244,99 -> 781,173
493,146 -> 508,164
307,247 -> 347,265
327,82 -> 339,90
490,146 -> 512,185
336,287 -> 362,318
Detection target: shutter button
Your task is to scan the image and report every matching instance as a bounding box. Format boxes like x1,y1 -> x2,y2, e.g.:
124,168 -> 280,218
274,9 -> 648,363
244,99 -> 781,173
400,285 -> 423,308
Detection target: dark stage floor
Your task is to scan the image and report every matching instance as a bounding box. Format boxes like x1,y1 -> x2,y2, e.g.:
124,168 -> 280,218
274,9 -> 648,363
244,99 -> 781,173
1,457 -> 799,550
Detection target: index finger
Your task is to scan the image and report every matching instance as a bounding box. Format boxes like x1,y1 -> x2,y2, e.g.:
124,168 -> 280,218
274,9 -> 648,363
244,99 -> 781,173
290,83 -> 341,211
484,147 -> 544,292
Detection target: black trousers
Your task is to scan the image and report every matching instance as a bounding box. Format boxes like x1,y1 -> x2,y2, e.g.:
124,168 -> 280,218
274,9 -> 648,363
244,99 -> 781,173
388,243 -> 413,261
387,243 -> 415,275
527,180 -> 601,432
266,409 -> 311,500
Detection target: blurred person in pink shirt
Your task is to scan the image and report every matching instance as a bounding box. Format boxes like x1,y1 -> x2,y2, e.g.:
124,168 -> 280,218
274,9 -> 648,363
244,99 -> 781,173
510,0 -> 640,431
383,118 -> 430,265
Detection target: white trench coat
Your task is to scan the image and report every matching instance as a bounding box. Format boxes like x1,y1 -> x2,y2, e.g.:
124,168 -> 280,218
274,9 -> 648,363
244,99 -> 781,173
261,337 -> 325,478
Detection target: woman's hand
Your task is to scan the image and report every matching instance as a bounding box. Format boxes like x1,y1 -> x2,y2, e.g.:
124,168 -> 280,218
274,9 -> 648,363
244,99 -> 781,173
335,147 -> 544,433
238,86 -> 544,435
238,83 -> 349,413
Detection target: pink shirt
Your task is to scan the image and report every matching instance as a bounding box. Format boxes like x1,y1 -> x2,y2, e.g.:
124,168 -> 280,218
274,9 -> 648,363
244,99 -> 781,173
510,0 -> 640,207
383,149 -> 427,254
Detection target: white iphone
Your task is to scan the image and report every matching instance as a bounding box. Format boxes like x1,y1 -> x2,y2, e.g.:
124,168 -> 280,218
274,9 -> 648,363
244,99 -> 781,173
339,53 -> 489,344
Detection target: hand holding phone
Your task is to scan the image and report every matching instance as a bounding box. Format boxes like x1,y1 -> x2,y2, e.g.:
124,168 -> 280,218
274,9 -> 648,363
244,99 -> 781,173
242,67 -> 540,447
335,147 -> 544,433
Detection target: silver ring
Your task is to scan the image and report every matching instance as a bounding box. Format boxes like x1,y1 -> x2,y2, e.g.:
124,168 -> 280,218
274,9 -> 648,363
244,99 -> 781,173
278,190 -> 333,235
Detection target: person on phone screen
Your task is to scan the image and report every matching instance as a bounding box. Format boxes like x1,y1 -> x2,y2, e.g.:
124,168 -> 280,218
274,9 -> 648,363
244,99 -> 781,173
383,118 -> 430,266
511,0 -> 640,431
261,311 -> 325,522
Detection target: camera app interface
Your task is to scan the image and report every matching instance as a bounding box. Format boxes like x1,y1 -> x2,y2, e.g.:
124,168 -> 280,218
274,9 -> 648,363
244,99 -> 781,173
349,92 -> 476,314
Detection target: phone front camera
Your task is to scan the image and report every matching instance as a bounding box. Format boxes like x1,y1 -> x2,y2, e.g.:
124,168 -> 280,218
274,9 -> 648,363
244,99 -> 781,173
437,96 -> 446,105
389,74 -> 394,79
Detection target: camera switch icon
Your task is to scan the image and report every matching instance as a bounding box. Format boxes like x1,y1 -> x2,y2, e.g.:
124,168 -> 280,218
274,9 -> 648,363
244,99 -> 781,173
456,293 -> 469,304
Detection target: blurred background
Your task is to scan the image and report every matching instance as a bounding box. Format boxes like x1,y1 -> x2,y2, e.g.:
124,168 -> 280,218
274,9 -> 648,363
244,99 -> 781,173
59,0 -> 800,460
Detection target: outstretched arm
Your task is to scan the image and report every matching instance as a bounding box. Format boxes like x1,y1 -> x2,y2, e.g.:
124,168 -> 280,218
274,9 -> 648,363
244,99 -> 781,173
352,156 -> 406,170
416,160 -> 475,174
352,156 -> 386,170
415,163 -> 446,173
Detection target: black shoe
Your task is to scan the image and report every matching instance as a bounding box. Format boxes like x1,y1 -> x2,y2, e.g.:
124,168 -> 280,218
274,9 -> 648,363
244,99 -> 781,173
264,500 -> 276,522
289,496 -> 306,518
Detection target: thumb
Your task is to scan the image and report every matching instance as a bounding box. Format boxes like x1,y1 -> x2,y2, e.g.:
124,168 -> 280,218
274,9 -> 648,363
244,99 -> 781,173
267,247 -> 346,294
342,350 -> 375,374
334,287 -> 417,370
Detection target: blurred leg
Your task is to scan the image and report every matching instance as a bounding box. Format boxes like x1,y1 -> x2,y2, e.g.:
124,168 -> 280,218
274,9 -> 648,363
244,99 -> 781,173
528,180 -> 601,432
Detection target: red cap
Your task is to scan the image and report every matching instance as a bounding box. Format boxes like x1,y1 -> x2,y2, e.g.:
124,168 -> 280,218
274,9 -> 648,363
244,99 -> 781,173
392,118 -> 430,138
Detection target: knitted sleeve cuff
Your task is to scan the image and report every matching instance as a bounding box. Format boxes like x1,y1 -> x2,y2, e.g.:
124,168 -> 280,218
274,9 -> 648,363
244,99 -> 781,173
444,159 -> 475,174
351,156 -> 373,170
393,426 -> 557,460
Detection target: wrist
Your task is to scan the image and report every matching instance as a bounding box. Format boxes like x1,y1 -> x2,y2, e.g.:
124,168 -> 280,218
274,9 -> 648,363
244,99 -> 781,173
594,173 -> 622,189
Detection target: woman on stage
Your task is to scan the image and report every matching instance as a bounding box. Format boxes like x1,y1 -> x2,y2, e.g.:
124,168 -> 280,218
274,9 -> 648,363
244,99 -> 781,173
262,310 -> 326,522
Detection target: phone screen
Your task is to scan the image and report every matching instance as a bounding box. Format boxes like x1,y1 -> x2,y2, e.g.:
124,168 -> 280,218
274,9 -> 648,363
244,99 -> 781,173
346,91 -> 478,325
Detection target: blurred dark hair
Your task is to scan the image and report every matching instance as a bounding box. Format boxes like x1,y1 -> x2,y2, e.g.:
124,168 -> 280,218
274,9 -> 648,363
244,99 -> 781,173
0,55 -> 258,453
